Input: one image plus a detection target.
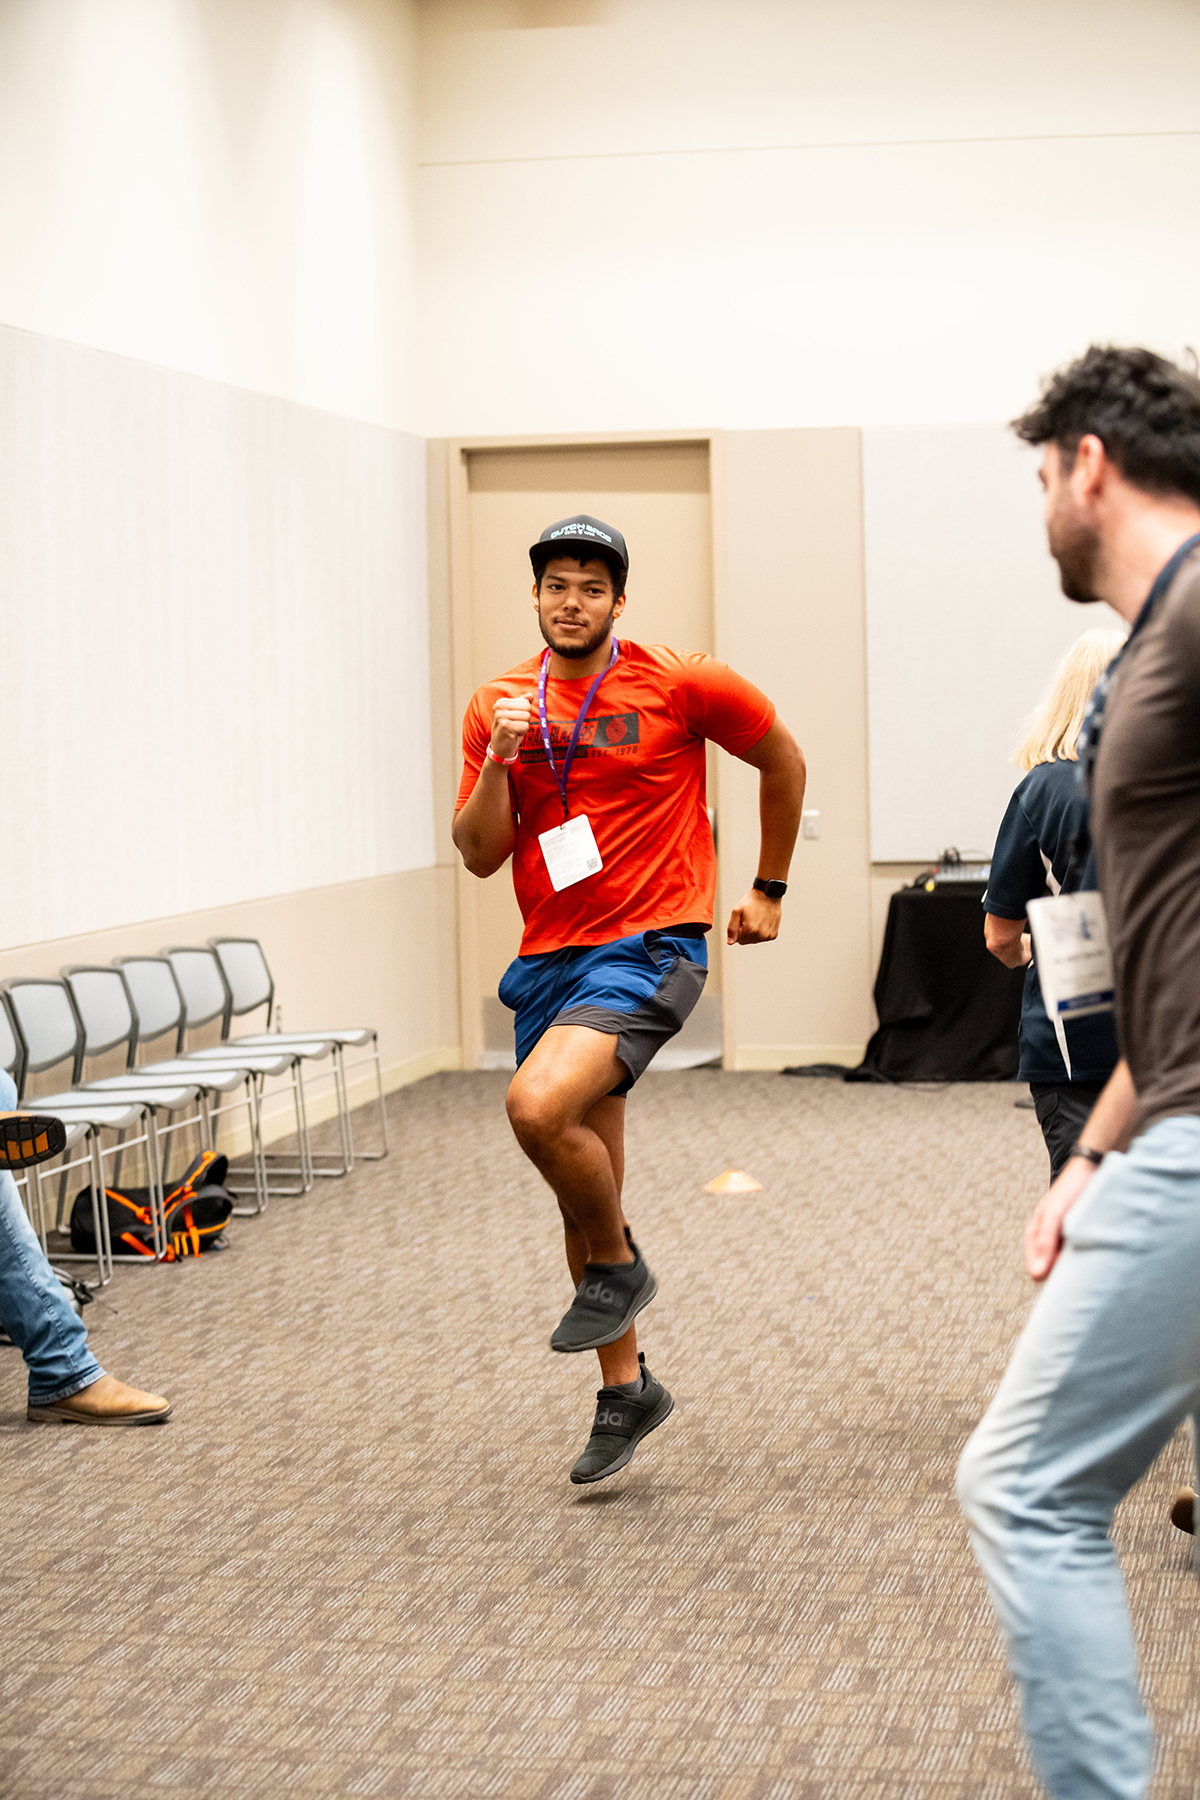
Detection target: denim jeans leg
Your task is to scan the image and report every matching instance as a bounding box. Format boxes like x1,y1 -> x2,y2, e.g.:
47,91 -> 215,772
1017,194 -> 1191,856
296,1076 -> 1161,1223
957,1116 -> 1200,1800
0,1165 -> 104,1406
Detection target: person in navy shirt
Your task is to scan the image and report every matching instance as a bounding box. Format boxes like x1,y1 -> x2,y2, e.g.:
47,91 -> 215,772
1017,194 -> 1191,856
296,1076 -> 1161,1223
984,627 -> 1125,1178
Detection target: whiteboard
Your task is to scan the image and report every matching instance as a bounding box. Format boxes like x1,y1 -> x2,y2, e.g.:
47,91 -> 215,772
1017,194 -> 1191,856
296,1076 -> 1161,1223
863,424 -> 1104,863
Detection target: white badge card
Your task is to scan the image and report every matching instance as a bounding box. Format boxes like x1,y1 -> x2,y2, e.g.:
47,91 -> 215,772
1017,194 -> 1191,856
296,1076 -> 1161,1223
1027,891 -> 1115,1022
538,814 -> 603,893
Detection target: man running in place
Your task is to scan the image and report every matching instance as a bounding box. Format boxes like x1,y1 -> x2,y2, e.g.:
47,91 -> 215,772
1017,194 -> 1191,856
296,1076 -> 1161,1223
453,515 -> 805,1485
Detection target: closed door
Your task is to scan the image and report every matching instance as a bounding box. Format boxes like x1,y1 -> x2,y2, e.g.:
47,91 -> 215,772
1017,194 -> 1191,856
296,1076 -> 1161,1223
457,439 -> 721,1065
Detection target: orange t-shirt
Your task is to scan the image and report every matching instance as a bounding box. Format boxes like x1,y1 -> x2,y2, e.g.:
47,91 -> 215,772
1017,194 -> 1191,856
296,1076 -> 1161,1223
456,640 -> 776,955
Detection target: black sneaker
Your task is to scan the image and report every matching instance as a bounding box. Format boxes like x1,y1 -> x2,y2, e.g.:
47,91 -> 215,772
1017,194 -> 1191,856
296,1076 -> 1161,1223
550,1228 -> 657,1353
569,1355 -> 674,1485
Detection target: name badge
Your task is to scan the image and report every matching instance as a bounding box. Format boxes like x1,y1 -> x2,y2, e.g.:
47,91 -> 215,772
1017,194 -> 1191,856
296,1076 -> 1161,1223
1027,891 -> 1115,1022
539,814 -> 603,893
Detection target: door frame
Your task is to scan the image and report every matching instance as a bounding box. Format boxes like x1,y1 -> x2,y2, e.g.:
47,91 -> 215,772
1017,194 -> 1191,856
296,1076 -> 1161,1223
440,427 -> 734,1070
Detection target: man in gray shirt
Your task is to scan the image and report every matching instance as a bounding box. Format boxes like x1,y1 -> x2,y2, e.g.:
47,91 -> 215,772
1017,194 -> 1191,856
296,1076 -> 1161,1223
958,345 -> 1200,1800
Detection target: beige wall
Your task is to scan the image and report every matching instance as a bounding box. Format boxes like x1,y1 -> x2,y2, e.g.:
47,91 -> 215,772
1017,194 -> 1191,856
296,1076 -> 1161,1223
718,428 -> 874,1067
1,868 -> 461,1141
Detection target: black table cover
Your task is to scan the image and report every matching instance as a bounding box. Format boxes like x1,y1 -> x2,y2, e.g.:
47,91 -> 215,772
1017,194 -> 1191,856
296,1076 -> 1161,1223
849,882 -> 1025,1083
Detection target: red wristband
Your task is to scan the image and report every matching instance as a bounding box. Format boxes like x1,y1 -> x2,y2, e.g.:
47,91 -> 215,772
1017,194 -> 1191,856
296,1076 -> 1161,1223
485,744 -> 519,767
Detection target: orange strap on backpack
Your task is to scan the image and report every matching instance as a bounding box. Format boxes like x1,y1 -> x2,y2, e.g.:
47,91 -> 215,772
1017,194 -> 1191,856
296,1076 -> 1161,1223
119,1231 -> 156,1258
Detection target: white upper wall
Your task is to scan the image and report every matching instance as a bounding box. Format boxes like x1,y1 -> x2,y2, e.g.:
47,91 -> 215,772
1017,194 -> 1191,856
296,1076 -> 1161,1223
2,324 -> 433,946
417,0 -> 1200,436
7,0 -> 1198,438
0,0 -> 420,432
0,5 -> 435,950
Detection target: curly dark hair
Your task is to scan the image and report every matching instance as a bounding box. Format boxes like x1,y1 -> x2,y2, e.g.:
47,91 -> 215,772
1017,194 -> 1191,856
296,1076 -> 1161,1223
1012,345 -> 1200,504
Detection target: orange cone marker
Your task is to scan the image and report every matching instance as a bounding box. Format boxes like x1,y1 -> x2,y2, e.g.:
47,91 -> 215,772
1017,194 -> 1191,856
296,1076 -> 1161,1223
704,1168 -> 763,1194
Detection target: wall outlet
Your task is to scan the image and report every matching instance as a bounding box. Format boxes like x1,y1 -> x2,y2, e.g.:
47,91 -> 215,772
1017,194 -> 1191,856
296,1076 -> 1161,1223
802,809 -> 821,840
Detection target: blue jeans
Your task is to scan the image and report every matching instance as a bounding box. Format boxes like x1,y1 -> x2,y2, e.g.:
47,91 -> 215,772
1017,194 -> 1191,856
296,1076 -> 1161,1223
0,1071 -> 103,1405
957,1115 -> 1200,1799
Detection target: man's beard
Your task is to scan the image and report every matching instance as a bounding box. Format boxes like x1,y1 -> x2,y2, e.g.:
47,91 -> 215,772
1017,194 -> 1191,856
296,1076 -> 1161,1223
537,604 -> 616,659
1047,500 -> 1102,604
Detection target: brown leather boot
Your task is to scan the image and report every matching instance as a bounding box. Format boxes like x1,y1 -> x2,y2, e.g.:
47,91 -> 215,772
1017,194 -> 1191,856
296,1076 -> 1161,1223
27,1374 -> 171,1426
0,1112 -> 67,1170
1170,1486 -> 1196,1535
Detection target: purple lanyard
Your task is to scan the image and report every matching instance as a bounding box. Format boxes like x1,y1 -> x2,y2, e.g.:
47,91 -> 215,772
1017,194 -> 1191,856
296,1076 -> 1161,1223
538,637 -> 619,819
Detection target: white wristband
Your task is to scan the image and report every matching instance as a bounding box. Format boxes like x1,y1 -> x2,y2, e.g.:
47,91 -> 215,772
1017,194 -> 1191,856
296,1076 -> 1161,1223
485,744 -> 519,767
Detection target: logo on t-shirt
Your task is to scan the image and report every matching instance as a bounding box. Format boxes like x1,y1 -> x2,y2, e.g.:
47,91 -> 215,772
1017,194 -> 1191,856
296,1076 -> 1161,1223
519,712 -> 640,761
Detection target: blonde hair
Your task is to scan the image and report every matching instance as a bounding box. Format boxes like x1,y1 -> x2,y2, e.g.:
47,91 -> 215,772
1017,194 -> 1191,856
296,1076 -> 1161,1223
1013,627 -> 1128,771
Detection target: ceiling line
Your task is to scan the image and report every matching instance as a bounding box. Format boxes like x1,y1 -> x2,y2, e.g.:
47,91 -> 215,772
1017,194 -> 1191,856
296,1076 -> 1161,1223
419,126 -> 1200,171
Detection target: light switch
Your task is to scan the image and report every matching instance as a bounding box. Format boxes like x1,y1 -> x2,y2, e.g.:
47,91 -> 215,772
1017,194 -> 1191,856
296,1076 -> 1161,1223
802,809 -> 821,840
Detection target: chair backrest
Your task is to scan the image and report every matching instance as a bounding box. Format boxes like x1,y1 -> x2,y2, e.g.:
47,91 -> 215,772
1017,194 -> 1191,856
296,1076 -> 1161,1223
208,938 -> 273,1029
114,956 -> 186,1056
162,947 -> 231,1035
62,965 -> 139,1067
1,977 -> 84,1086
0,994 -> 25,1091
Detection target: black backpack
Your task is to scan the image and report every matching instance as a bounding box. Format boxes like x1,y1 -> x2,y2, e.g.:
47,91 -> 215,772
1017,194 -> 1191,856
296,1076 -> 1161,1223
71,1150 -> 234,1262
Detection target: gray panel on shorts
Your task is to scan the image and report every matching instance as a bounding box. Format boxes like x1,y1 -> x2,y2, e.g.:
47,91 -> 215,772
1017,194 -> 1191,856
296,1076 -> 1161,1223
553,953 -> 707,1089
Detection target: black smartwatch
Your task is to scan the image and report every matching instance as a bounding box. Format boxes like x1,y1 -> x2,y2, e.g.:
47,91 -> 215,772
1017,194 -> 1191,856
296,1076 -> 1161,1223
753,877 -> 788,900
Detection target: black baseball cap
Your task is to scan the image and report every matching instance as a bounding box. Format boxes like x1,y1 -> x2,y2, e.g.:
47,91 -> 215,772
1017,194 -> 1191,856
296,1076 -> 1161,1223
529,514 -> 628,586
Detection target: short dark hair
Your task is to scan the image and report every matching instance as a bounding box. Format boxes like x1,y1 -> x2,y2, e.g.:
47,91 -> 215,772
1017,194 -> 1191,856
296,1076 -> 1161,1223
1012,345 -> 1200,505
532,546 -> 627,596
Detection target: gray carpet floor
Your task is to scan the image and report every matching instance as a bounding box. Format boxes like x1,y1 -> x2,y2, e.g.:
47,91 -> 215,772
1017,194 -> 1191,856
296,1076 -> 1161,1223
1,1072 -> 1198,1799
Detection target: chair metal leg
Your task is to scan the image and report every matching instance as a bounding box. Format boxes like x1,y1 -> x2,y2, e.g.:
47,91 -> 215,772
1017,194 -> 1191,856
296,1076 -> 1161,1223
79,1134 -> 112,1284
253,1063 -> 318,1196
260,1057 -> 345,1184
300,1051 -> 352,1180
349,1037 -> 389,1161
146,1114 -> 166,1258
335,1046 -> 354,1174
35,1132 -> 112,1286
228,1076 -> 269,1216
203,1076 -> 268,1216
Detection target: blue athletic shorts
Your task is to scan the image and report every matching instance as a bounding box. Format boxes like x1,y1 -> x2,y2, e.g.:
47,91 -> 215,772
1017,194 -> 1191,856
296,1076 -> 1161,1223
498,928 -> 709,1096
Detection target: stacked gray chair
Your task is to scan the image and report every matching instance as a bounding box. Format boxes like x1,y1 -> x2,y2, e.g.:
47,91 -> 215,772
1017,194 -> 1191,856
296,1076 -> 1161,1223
0,994 -> 100,1279
0,979 -> 184,1269
112,955 -> 289,1214
208,936 -> 389,1173
69,963 -> 320,1216
121,951 -> 334,1209
61,966 -> 211,1192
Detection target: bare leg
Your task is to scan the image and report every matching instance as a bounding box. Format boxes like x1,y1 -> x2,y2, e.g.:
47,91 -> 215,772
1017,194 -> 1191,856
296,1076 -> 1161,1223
507,1026 -> 641,1385
559,1093 -> 627,1283
566,1094 -> 638,1385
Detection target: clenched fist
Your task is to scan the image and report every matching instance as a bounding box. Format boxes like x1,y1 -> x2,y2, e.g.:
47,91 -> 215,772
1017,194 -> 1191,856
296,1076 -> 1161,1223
726,890 -> 783,945
491,693 -> 534,762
